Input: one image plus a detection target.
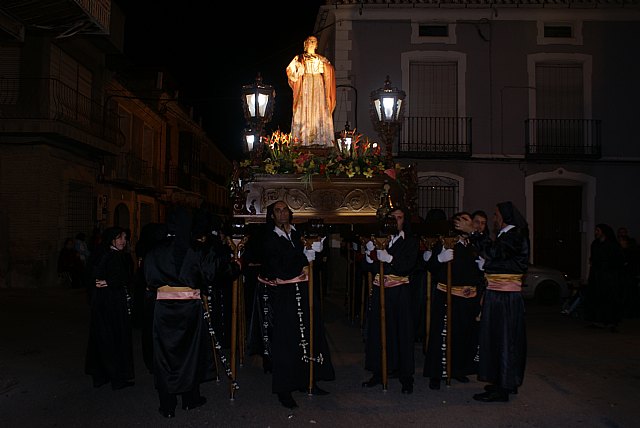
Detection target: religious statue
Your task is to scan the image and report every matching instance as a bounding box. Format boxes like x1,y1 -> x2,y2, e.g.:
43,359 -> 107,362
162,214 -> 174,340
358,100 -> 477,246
286,35 -> 336,147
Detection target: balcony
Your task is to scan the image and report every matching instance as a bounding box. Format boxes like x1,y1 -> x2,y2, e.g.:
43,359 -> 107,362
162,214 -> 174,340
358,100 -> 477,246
166,165 -> 200,193
102,153 -> 159,191
0,0 -> 111,36
526,118 -> 601,159
398,116 -> 472,158
0,77 -> 123,148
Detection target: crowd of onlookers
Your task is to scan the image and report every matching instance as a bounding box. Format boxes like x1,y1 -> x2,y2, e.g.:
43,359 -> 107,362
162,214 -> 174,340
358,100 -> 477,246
561,225 -> 640,330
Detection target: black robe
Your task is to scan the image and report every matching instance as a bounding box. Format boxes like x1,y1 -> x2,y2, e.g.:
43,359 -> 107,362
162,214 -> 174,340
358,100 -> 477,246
84,248 -> 134,389
144,240 -> 215,395
260,225 -> 335,394
423,239 -> 483,380
363,231 -> 419,384
474,226 -> 529,391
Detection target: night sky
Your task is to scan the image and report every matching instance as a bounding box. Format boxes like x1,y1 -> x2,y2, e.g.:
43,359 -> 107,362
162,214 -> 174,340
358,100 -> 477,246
116,1 -> 326,160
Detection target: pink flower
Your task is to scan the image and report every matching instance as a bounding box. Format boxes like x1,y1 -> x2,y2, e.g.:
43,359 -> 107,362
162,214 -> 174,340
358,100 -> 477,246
384,168 -> 396,180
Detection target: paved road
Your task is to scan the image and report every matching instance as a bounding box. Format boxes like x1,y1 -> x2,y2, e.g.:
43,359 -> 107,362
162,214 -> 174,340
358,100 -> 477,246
1,271 -> 639,428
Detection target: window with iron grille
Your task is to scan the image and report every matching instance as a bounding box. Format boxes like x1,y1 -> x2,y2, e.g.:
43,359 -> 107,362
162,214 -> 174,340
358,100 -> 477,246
417,175 -> 459,221
67,181 -> 95,238
411,22 -> 456,44
537,21 -> 582,45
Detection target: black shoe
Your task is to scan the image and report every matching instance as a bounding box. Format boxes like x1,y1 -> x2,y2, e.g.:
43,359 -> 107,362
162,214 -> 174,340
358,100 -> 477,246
182,396 -> 206,410
299,384 -> 329,395
454,376 -> 470,383
112,380 -> 134,390
158,407 -> 175,418
263,356 -> 272,374
429,378 -> 441,390
401,382 -> 413,394
484,384 -> 518,394
361,375 -> 382,388
93,379 -> 108,388
473,390 -> 509,402
278,392 -> 298,409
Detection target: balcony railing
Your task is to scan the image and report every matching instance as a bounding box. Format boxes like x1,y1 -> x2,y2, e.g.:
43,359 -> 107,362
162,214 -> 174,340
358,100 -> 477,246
167,166 -> 199,193
399,116 -> 472,158
0,77 -> 123,146
526,118 -> 601,159
102,153 -> 158,189
0,0 -> 111,35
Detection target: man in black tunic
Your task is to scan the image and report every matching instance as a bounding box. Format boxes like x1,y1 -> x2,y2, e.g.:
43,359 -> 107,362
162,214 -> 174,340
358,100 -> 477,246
258,200 -> 335,409
362,207 -> 419,394
423,212 -> 483,390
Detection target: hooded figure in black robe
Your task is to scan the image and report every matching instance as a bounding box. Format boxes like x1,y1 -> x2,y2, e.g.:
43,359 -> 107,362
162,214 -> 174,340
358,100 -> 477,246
143,207 -> 215,418
471,201 -> 529,403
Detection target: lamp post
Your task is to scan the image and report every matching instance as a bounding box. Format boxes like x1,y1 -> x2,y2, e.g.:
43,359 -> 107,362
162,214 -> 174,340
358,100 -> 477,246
370,76 -> 406,167
241,73 -> 276,163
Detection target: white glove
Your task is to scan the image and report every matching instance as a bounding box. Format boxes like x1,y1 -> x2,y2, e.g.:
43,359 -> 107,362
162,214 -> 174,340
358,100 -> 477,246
365,253 -> 373,264
304,249 -> 316,262
475,256 -> 485,271
366,241 -> 375,252
376,249 -> 393,263
423,250 -> 433,262
352,242 -> 358,251
437,247 -> 454,263
311,236 -> 326,253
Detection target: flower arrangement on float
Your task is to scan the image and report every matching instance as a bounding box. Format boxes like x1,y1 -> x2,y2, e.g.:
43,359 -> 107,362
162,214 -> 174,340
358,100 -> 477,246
237,129 -> 402,186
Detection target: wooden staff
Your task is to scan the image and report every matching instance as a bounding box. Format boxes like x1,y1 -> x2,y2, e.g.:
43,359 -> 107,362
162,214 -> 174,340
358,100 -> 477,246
346,244 -> 352,318
350,242 -> 357,323
238,272 -> 245,367
226,236 -> 247,399
442,236 -> 457,386
201,292 -> 220,381
422,237 -> 440,354
302,235 -> 323,395
359,237 -> 371,330
373,234 -> 391,391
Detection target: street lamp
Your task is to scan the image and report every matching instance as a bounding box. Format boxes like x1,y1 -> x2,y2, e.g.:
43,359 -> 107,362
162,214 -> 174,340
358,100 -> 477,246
370,76 -> 405,166
336,121 -> 355,158
241,73 -> 275,161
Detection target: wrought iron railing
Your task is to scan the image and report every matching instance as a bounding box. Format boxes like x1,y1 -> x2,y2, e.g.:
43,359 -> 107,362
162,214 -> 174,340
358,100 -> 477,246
102,153 -> 158,189
167,165 -> 199,193
525,118 -> 601,159
0,77 -> 123,146
399,116 -> 472,158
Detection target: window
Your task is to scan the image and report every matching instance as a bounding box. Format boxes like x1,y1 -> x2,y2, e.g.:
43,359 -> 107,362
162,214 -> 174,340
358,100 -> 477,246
417,174 -> 461,221
67,181 -> 95,239
0,45 -> 21,105
528,53 -> 595,156
118,105 -> 132,149
537,21 -> 582,45
401,51 -> 467,154
411,22 -> 456,44
50,45 -> 93,125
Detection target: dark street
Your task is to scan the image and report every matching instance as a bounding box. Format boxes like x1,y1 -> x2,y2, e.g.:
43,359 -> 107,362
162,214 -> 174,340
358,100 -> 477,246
1,257 -> 639,428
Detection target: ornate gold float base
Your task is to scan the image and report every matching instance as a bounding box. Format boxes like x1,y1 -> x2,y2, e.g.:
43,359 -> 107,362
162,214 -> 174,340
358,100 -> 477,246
235,174 -> 390,224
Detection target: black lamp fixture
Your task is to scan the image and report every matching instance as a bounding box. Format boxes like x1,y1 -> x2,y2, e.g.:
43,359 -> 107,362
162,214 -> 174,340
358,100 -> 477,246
241,72 -> 275,161
370,76 -> 406,166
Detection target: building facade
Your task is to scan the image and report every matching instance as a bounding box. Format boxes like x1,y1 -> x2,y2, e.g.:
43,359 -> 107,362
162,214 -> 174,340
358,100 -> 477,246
317,0 -> 640,282
0,1 -> 231,287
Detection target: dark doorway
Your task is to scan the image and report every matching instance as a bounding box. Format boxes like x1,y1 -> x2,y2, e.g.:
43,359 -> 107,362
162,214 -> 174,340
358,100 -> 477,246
114,203 -> 130,231
533,185 -> 582,279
